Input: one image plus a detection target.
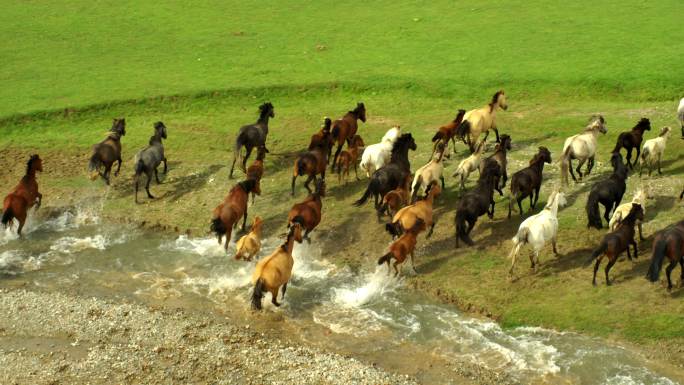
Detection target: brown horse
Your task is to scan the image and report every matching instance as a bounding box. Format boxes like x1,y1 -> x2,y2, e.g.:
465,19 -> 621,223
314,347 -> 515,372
251,222 -> 303,310
89,118 -> 126,184
431,109 -> 466,155
386,182 -> 441,239
586,204 -> 644,286
288,180 -> 325,242
378,219 -> 426,276
210,179 -> 261,251
335,135 -> 365,184
612,118 -> 651,170
2,155 -> 43,236
508,147 -> 552,218
330,102 -> 366,171
647,219 -> 684,291
381,174 -> 412,217
309,117 -> 334,162
246,146 -> 268,204
292,119 -> 331,195
479,134 -> 512,194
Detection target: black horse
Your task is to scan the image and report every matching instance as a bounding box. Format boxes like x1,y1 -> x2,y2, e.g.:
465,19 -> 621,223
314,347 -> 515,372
479,134 -> 512,195
230,102 -> 275,178
586,152 -> 628,229
508,147 -> 552,218
354,133 -> 417,217
134,121 -> 168,202
612,118 -> 650,170
454,162 -> 501,247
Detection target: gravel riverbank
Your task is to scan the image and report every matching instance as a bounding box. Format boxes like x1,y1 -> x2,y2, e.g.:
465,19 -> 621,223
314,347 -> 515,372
0,289 -> 420,385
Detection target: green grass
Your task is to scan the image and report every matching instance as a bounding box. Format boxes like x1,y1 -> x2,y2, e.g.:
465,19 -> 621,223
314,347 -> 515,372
1,0 -> 684,359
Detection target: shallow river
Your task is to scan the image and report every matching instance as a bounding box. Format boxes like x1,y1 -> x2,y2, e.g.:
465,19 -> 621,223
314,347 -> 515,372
1,207 -> 682,385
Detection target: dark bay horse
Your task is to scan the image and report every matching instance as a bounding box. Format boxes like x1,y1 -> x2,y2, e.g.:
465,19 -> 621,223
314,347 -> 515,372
309,117 -> 334,162
647,219 -> 684,291
89,118 -> 126,185
134,122 -> 168,202
612,118 -> 650,170
454,162 -> 501,247
292,118 -> 331,195
586,152 -> 628,229
508,147 -> 552,218
354,133 -> 417,218
330,102 -> 366,171
479,134 -> 512,194
586,204 -> 643,286
230,102 -> 275,178
210,179 -> 261,251
288,179 -> 325,242
2,155 -> 43,236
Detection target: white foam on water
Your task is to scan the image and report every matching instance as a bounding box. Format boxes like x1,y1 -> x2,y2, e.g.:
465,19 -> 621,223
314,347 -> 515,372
330,266 -> 400,308
161,235 -> 227,258
604,366 -> 677,385
0,250 -> 23,275
49,232 -> 129,254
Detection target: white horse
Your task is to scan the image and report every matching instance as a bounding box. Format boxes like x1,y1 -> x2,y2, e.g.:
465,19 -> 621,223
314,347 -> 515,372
452,140 -> 486,190
508,190 -> 566,277
609,187 -> 647,241
678,98 -> 684,137
411,143 -> 446,201
640,126 -> 671,176
359,126 -> 401,177
560,115 -> 607,185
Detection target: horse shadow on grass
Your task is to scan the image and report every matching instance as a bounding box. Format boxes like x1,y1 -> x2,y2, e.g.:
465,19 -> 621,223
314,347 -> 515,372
167,164 -> 224,202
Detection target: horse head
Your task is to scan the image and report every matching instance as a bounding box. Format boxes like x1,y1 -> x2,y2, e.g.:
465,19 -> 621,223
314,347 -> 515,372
628,203 -> 644,222
355,102 -> 367,122
241,178 -> 261,196
492,90 -> 508,111
154,121 -> 167,139
256,145 -> 269,160
425,181 -> 442,198
111,118 -> 126,136
500,134 -> 512,151
289,221 -> 304,243
259,102 -> 275,118
322,117 -> 332,133
27,154 -> 43,173
587,115 -> 606,134
536,146 -> 552,164
659,126 -> 671,137
453,109 -> 466,123
351,134 -> 365,149
251,216 -> 264,232
635,118 -> 651,132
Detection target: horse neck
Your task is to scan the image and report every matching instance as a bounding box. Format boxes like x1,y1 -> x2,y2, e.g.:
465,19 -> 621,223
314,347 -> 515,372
546,195 -> 560,216
108,132 -> 123,142
390,145 -> 409,168
530,157 -> 545,173
284,233 -> 297,254
257,114 -> 271,127
23,167 -> 37,181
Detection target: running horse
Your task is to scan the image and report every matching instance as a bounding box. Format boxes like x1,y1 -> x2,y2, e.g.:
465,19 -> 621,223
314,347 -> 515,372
456,90 -> 509,152
88,118 -> 126,185
330,102 -> 366,171
2,155 -> 43,236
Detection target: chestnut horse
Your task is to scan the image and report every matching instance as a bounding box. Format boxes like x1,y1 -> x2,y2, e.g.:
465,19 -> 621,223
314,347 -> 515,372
431,109 -> 466,155
309,117 -> 334,162
330,102 -> 366,171
246,146 -> 268,204
292,119 -> 331,195
210,179 -> 261,251
647,219 -> 684,291
251,222 -> 303,310
335,135 -> 365,184
89,118 -> 126,185
457,91 -> 509,151
378,219 -> 426,276
288,180 -> 325,242
2,155 -> 43,236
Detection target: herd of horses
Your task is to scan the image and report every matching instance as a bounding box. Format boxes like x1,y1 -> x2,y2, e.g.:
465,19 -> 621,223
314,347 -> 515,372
3,93 -> 684,310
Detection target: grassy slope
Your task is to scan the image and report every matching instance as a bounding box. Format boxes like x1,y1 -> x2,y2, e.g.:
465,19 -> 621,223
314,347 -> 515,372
1,0 -> 683,353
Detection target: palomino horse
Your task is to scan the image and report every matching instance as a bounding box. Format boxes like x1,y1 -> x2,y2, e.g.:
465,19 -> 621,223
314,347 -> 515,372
210,179 -> 261,251
647,219 -> 684,291
292,118 -> 331,195
457,90 -> 508,152
560,115 -> 607,185
230,102 -> 275,178
89,118 -> 126,185
1,155 -> 43,236
330,102 -> 366,171
586,204 -> 643,286
235,216 -> 264,261
251,222 -> 303,310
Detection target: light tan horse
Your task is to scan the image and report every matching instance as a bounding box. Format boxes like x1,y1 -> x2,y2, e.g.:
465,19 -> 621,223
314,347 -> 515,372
235,216 -> 264,261
250,222 -> 303,310
457,90 -> 508,152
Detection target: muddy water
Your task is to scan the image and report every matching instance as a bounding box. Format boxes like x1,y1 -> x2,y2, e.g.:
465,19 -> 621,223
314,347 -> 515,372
1,207 -> 682,385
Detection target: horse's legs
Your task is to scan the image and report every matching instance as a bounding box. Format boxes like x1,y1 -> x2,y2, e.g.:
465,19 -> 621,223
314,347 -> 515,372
533,250 -> 541,272
281,283 -> 287,299
104,164 -> 112,185
518,197 -> 525,218
427,220 -> 435,238
410,252 -> 417,274
632,239 -> 638,259
592,256 -> 602,286
493,127 -> 500,143
626,148 -> 633,169
665,259 -> 677,291
114,157 -> 122,177
587,156 -> 596,175
291,176 -> 297,196
36,192 -> 43,209
242,146 -> 253,172
657,154 -> 663,175
230,150 -> 239,179
533,187 -> 541,208
304,228 -> 312,244
552,237 -> 559,255
626,246 -> 633,261
575,158 -> 586,181
16,211 -> 27,236
508,198 -> 513,219
242,209 -> 248,231
638,222 -> 644,241
634,147 -> 640,170
602,203 -> 611,224
393,261 -> 400,277
604,257 -> 616,286
163,157 -> 168,174
440,175 -> 445,190
145,171 -> 155,199
271,289 -> 281,307
331,144 -> 343,172
304,175 -> 315,194
567,158 -> 578,182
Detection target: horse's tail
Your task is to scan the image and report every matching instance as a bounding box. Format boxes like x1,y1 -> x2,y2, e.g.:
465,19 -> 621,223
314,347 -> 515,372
508,227 -> 529,260
88,150 -> 102,173
585,241 -> 608,266
456,120 -> 471,140
411,174 -> 423,202
210,217 -> 226,240
586,191 -> 603,229
295,157 -> 307,177
385,221 -> 403,238
640,146 -> 650,163
331,122 -> 341,141
647,239 -> 668,282
432,131 -> 445,143
251,278 -> 265,310
354,179 -> 378,207
455,211 -> 474,246
560,145 -> 572,186
1,206 -> 14,227
377,252 -> 393,266
234,133 -> 246,164
335,155 -> 343,175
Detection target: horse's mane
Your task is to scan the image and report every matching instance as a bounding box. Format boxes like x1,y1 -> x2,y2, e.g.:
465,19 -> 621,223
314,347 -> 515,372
322,117 -> 332,131
633,118 -> 650,131
26,154 -> 39,175
622,204 -> 642,224
529,147 -> 550,165
489,90 -> 504,111
237,178 -> 257,193
258,102 -> 273,118
584,115 -> 605,131
111,118 -> 125,132
659,126 -> 671,137
282,222 -> 300,251
453,109 -> 466,122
